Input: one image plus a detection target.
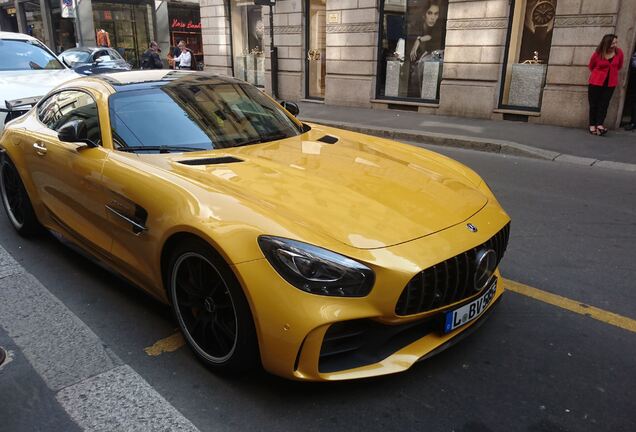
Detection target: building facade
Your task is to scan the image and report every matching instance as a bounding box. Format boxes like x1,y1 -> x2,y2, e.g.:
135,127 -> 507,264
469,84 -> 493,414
0,0 -> 203,68
200,0 -> 636,128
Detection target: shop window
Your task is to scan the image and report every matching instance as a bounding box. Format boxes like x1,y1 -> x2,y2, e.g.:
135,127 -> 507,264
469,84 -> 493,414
92,2 -> 152,68
377,0 -> 448,102
168,4 -> 203,68
499,0 -> 557,110
230,1 -> 265,86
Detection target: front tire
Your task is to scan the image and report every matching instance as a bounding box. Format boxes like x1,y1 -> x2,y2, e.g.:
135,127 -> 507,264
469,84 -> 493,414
167,238 -> 259,373
0,155 -> 40,236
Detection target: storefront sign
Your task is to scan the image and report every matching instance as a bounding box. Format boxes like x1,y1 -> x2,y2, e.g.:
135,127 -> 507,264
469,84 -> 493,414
60,0 -> 75,18
170,18 -> 201,30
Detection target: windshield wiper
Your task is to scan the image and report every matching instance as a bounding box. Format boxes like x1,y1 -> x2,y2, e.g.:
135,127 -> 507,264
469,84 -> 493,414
117,145 -> 207,153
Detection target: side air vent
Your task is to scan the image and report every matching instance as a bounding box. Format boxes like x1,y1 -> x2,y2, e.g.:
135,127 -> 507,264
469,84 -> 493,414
317,135 -> 338,144
178,156 -> 243,166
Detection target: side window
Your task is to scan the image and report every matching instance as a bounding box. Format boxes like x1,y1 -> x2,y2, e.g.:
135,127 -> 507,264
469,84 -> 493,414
94,50 -> 109,61
37,93 -> 61,128
38,91 -> 102,145
108,49 -> 122,60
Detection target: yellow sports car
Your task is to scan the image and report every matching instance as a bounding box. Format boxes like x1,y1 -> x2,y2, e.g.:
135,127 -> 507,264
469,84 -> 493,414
0,71 -> 510,381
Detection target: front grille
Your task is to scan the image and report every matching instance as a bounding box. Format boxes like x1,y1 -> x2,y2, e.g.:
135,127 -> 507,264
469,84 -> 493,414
395,223 -> 510,316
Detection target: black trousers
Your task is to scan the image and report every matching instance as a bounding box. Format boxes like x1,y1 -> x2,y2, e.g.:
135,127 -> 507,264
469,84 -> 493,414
588,84 -> 615,126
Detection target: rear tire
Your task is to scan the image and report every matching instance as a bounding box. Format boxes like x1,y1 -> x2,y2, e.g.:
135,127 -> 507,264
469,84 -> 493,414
0,155 -> 40,236
167,238 -> 259,373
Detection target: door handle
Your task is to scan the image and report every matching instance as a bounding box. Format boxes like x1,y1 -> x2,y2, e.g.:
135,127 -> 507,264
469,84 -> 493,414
33,142 -> 47,155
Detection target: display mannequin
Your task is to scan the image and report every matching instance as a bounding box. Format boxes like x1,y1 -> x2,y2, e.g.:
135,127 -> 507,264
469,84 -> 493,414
96,29 -> 111,47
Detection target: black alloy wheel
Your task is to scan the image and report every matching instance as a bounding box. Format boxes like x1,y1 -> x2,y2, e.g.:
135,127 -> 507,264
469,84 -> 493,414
0,156 -> 40,236
168,239 -> 259,372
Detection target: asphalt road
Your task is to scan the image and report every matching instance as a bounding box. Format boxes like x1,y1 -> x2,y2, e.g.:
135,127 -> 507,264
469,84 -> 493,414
1,146 -> 635,432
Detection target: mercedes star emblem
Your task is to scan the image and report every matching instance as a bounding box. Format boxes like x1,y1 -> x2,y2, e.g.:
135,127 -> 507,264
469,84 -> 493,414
474,248 -> 498,292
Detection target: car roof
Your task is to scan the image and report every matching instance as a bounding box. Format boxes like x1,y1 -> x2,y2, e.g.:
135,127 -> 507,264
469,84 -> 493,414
0,31 -> 39,41
92,70 -> 245,92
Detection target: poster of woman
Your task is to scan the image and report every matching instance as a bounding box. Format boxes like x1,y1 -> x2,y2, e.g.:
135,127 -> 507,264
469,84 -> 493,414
380,0 -> 448,100
405,0 -> 447,98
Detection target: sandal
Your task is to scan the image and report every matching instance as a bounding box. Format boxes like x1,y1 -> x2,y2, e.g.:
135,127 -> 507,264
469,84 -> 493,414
597,126 -> 608,135
588,126 -> 598,135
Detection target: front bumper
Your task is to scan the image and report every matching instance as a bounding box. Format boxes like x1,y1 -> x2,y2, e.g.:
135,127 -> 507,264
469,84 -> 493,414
233,201 -> 510,381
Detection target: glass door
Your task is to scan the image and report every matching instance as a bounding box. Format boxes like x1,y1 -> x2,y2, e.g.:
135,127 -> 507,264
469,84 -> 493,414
305,0 -> 326,99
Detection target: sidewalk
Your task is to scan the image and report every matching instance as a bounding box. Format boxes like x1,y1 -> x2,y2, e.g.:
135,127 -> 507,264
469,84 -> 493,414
296,101 -> 636,172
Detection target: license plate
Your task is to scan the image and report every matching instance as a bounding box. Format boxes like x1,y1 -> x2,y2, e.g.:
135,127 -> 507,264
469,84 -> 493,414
443,278 -> 497,333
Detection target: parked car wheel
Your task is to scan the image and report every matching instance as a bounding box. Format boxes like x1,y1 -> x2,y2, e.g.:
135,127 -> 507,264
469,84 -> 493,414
0,156 -> 40,236
167,238 -> 259,373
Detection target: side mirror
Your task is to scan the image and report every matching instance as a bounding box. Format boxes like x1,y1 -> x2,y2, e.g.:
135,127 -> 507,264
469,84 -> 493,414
281,101 -> 300,117
57,120 -> 96,148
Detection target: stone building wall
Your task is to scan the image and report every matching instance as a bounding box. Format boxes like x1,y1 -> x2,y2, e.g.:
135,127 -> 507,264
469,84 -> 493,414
200,0 -> 231,77
262,0 -> 304,100
539,0 -> 635,127
324,0 -> 378,107
437,0 -> 509,119
199,0 -> 636,128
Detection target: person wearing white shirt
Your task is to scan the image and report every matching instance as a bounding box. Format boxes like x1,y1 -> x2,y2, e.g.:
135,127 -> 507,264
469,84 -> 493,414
174,40 -> 192,70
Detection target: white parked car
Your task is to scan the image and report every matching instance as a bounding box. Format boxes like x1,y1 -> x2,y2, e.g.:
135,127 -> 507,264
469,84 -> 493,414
0,31 -> 80,131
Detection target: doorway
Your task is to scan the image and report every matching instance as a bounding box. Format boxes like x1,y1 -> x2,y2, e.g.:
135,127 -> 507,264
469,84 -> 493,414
305,0 -> 326,100
621,47 -> 635,127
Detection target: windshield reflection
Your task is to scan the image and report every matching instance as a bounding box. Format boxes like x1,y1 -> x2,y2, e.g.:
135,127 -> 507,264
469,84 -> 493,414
109,79 -> 302,153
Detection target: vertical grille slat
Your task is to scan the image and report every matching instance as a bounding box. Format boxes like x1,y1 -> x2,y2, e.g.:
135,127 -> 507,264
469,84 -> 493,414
440,260 -> 450,305
395,223 -> 511,316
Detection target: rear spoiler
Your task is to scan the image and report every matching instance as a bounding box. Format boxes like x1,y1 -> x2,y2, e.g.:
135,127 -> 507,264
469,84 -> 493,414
4,96 -> 42,111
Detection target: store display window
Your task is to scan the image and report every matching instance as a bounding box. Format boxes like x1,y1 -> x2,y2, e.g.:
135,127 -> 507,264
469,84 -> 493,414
377,0 -> 448,102
168,3 -> 203,68
230,1 -> 265,86
92,1 -> 153,68
499,0 -> 557,110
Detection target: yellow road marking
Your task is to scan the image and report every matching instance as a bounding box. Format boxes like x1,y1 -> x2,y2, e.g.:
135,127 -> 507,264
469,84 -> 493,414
504,278 -> 636,334
144,332 -> 185,356
144,279 -> 636,356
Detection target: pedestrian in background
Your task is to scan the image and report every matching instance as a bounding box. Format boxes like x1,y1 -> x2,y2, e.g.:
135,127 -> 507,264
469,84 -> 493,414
141,41 -> 163,70
173,40 -> 197,70
624,49 -> 636,131
587,34 -> 624,136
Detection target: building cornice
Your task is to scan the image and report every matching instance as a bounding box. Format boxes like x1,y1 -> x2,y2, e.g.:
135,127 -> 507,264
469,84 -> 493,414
554,14 -> 616,28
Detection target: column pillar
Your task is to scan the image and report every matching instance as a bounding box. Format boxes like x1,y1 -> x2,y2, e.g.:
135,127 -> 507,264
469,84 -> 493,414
15,0 -> 26,34
200,0 -> 232,76
39,0 -> 55,49
323,0 -> 378,107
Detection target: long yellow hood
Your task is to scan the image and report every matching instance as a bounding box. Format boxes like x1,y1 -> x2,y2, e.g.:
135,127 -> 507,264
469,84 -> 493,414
156,126 -> 488,249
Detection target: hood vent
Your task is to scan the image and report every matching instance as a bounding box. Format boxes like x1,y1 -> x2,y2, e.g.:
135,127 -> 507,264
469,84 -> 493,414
178,156 -> 243,166
317,135 -> 338,144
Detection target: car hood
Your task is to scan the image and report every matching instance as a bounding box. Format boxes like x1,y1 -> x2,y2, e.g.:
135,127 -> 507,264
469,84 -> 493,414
160,126 -> 488,249
0,69 -> 80,104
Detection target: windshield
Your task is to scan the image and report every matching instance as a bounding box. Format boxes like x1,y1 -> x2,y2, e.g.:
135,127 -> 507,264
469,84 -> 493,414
60,50 -> 91,65
109,82 -> 303,152
0,39 -> 65,71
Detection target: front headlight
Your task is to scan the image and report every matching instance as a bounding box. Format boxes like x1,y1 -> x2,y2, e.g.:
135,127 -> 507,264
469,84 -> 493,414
258,236 -> 375,297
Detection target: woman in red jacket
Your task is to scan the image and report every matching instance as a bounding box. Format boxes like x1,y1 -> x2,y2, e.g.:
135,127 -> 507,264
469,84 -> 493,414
588,34 -> 624,135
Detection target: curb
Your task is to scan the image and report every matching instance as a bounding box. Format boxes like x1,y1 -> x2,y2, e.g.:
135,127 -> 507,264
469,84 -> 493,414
300,117 -> 636,173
